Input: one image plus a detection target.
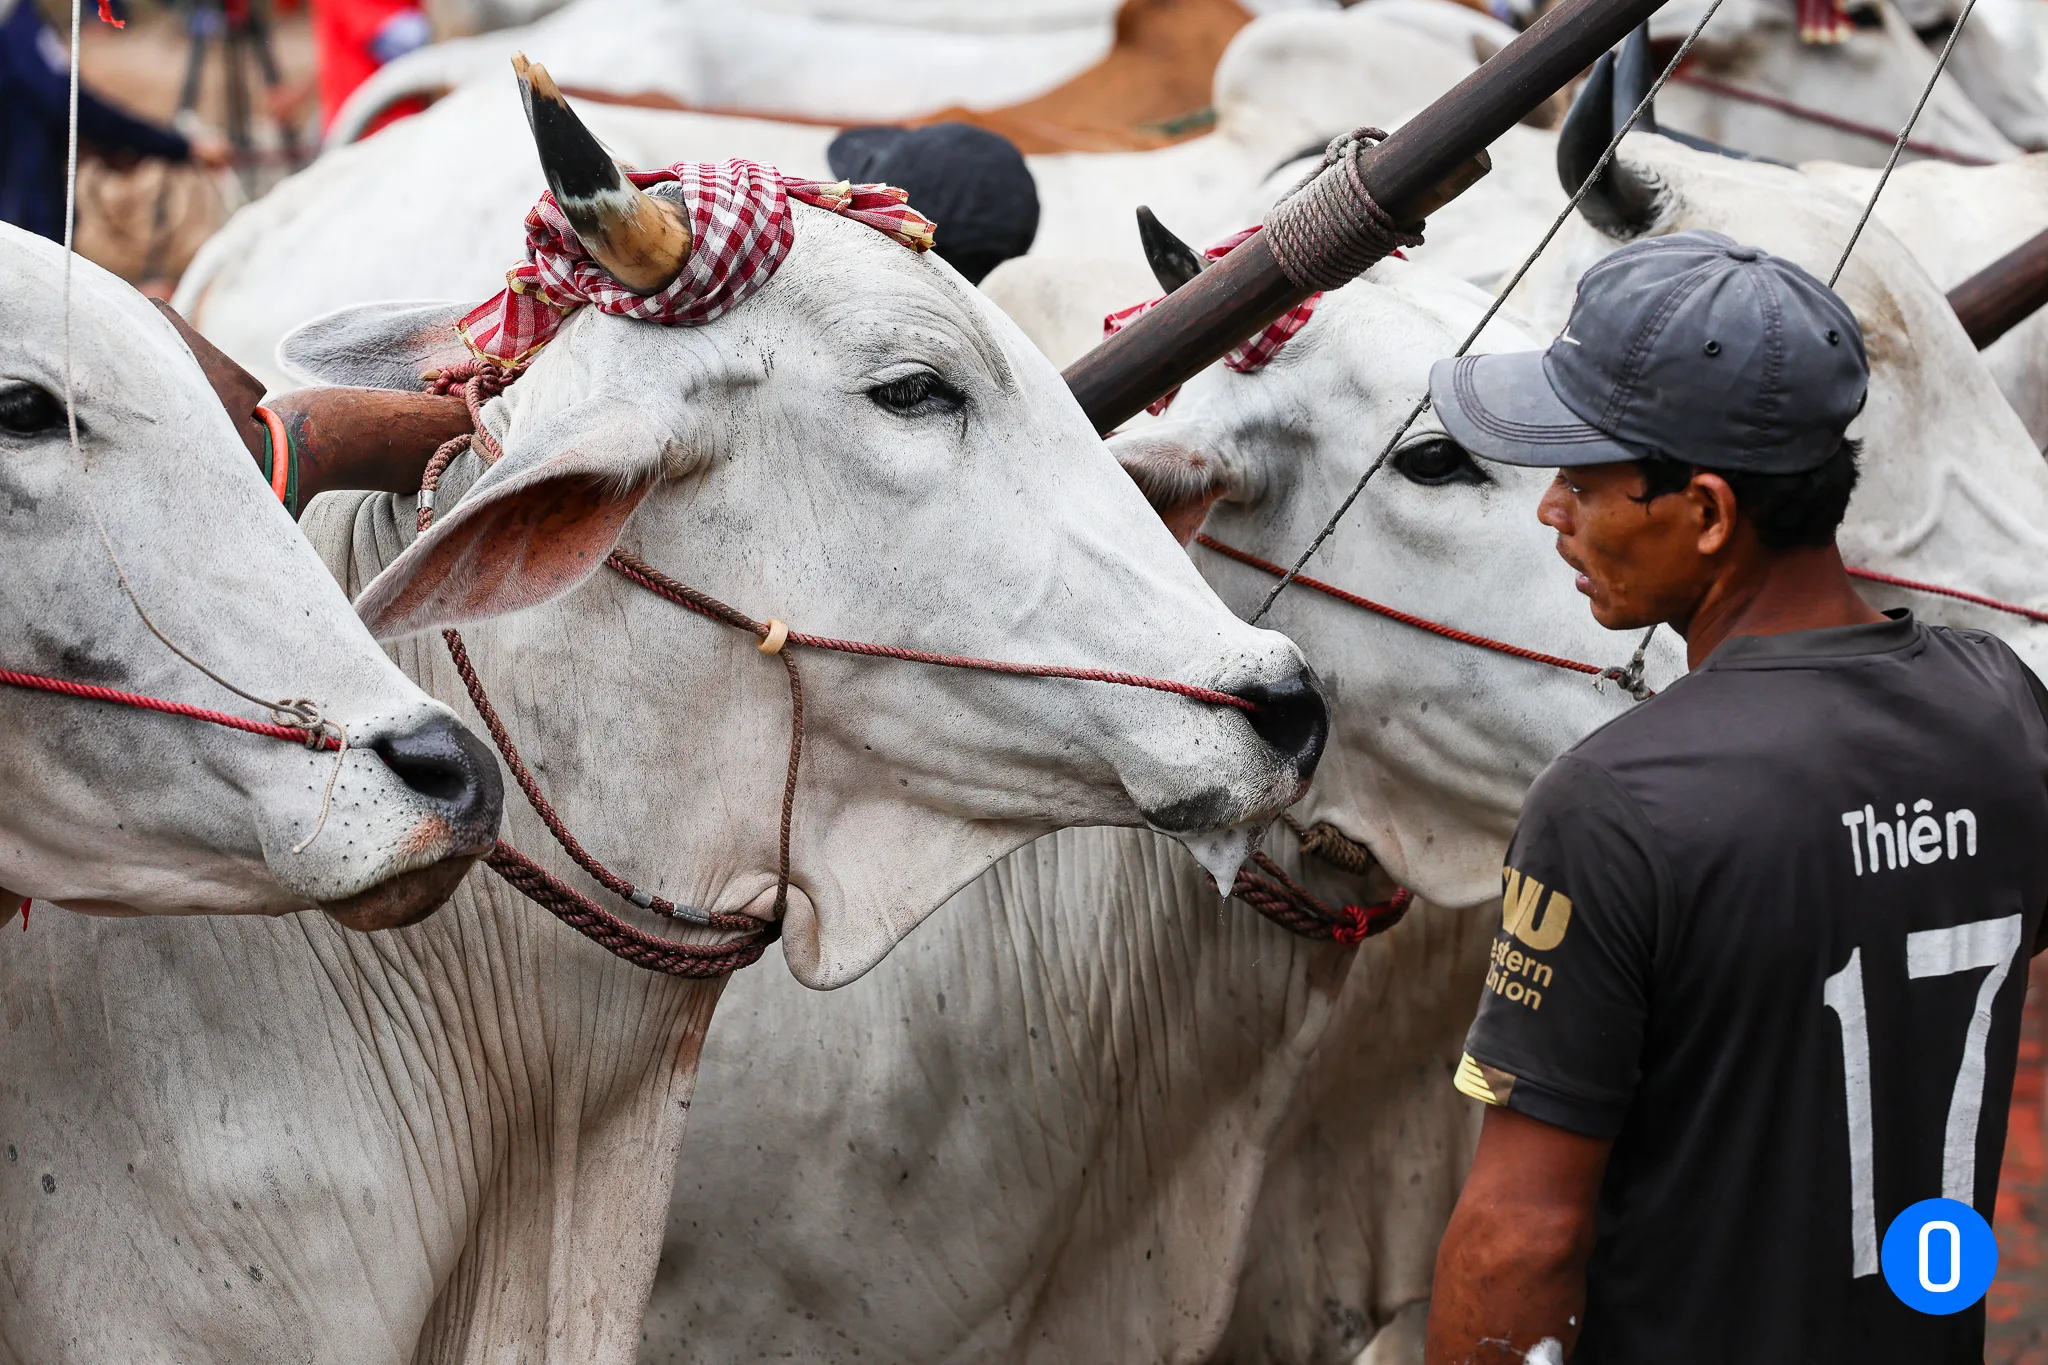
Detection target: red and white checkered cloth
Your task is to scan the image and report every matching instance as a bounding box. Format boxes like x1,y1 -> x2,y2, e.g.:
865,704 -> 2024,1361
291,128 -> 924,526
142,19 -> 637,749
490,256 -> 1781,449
1102,226 -> 1346,417
458,160 -> 937,366
1797,0 -> 1852,43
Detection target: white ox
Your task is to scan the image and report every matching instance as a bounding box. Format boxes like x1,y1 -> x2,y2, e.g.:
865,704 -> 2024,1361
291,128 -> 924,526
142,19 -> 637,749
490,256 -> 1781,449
0,223 -> 499,930
642,138 -> 2048,1365
176,4 -> 1491,387
0,94 -> 1325,1361
328,0 -> 1128,145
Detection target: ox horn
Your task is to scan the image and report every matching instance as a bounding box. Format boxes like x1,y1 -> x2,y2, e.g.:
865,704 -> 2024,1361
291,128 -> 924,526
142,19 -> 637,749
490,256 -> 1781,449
1137,207 -> 1208,295
1556,43 -> 1663,236
512,53 -> 692,294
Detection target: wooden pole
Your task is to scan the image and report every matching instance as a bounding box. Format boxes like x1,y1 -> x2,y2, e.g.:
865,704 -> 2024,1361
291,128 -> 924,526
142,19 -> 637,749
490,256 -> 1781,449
1063,0 -> 1673,434
1947,228 -> 2048,351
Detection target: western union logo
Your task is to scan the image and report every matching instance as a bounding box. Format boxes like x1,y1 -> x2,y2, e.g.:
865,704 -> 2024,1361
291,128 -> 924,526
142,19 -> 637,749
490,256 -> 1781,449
1455,1052 -> 1517,1106
1501,867 -> 1572,951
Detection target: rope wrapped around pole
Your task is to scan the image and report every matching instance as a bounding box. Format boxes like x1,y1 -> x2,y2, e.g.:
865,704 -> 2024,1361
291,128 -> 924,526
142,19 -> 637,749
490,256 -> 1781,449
1265,129 -> 1427,292
1063,0 -> 1676,434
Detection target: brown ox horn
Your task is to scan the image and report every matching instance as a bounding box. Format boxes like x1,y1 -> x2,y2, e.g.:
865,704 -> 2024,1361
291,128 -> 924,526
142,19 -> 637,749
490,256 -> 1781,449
511,53 -> 692,294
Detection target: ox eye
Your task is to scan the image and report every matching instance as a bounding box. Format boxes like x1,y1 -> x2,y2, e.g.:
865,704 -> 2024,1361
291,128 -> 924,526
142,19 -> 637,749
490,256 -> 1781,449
1391,436 -> 1487,487
868,370 -> 964,416
0,383 -> 64,437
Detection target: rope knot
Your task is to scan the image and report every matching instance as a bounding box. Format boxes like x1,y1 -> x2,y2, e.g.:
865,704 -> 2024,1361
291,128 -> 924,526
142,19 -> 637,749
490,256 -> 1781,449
1264,127 -> 1425,294
422,358 -> 527,400
1600,625 -> 1662,703
1331,887 -> 1414,945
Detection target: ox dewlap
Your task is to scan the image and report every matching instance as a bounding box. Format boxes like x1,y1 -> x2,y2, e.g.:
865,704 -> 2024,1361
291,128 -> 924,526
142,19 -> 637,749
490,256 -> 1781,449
1457,612 -> 2048,1360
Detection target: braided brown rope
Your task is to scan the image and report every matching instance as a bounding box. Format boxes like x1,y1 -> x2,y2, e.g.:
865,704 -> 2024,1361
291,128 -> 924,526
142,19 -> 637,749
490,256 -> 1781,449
1285,813 -> 1380,878
1264,128 -> 1426,294
485,843 -> 772,977
1228,823 -> 1413,946
415,365 -> 775,971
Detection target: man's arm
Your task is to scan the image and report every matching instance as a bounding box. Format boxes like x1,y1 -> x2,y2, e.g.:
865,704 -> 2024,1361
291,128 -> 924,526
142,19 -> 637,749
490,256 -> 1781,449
1426,1106 -> 1612,1364
150,299 -> 469,503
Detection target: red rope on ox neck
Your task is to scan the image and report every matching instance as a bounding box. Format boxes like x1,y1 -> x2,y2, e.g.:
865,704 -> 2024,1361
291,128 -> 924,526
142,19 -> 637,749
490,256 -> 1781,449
604,553 -> 1257,712
1668,73 -> 1996,166
1846,567 -> 2048,624
1196,535 -> 1626,681
0,667 -> 344,750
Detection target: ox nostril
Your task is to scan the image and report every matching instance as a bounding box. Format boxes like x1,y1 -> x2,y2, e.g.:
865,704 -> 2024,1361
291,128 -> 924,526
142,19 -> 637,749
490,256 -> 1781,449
1230,668 -> 1330,776
369,718 -> 505,855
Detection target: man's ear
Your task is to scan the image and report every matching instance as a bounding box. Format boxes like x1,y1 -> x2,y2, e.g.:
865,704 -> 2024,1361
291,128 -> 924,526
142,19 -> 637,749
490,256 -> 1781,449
354,398 -> 683,639
278,301 -> 476,391
1107,422 -> 1236,545
1691,470 -> 1739,556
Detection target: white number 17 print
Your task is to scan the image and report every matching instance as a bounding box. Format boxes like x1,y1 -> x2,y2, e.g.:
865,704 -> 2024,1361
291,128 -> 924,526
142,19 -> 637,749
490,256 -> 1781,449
1822,915 -> 2024,1278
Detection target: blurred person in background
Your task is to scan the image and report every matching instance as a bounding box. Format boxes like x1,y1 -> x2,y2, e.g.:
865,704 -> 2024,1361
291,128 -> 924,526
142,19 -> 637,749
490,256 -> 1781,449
0,0 -> 230,243
311,0 -> 429,136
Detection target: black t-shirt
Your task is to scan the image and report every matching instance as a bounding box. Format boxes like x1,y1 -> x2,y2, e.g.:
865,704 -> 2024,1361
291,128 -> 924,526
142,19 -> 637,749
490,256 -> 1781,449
1458,612 -> 2048,1364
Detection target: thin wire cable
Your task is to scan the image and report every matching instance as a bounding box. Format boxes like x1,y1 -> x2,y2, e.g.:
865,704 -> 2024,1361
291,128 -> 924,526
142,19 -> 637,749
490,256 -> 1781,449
1826,0 -> 1978,287
1248,0 -> 1727,625
63,0 -> 80,454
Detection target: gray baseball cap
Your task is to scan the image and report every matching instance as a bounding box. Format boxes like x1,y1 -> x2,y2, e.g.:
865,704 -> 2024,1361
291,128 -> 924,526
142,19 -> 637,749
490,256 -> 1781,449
1429,231 -> 1868,473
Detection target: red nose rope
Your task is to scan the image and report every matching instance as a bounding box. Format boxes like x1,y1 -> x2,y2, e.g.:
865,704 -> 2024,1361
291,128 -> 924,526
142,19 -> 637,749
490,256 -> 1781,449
0,669 -> 345,750
1196,535 -> 1658,696
414,360 -> 1254,977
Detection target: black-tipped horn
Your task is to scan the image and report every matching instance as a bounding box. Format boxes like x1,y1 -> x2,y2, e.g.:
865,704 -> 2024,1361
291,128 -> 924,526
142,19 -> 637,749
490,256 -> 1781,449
1136,207 -> 1208,295
512,53 -> 692,294
1557,50 -> 1663,236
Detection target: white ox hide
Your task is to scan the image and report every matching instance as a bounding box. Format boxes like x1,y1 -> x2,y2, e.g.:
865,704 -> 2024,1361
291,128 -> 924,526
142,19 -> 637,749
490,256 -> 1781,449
0,205 -> 1322,1363
1803,152 -> 2048,450
641,262 -> 1667,1365
0,224 -> 497,929
177,4 -> 1487,387
647,145 -> 2048,1365
328,0 -> 1127,145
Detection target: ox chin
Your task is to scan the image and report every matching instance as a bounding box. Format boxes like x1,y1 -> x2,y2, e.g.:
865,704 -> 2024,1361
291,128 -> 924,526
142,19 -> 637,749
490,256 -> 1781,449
320,854 -> 480,932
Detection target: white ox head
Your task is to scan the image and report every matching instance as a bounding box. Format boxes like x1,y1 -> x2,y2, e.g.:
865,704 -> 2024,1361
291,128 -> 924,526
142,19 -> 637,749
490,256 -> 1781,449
281,79 -> 1325,987
0,225 -> 502,928
1093,260 -> 1683,911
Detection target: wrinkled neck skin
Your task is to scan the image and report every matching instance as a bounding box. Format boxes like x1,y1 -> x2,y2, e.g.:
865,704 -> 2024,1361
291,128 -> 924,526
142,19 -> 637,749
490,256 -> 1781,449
1515,139 -> 2048,678
1211,886 -> 1496,1365
649,826 -> 1365,1364
0,872 -> 721,1365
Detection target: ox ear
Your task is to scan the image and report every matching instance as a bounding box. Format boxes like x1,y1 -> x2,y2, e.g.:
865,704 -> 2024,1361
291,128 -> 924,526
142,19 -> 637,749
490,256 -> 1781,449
277,301 -> 476,392
353,399 -> 671,639
1107,423 -> 1235,545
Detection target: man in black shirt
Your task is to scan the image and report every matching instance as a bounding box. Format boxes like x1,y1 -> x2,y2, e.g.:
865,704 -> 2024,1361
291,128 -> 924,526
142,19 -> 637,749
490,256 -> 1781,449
1420,230 -> 2048,1363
